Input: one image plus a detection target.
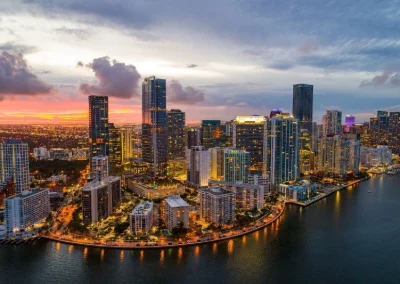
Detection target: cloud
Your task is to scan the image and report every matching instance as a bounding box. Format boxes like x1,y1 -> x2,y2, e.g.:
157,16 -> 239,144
235,102 -> 248,107
78,56 -> 141,99
168,80 -> 205,105
268,61 -> 294,70
55,26 -> 91,39
0,41 -> 38,54
0,51 -> 53,95
360,70 -> 400,88
298,38 -> 319,54
187,64 -> 198,68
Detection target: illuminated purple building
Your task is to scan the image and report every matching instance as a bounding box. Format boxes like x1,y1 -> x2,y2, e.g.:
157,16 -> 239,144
345,115 -> 356,127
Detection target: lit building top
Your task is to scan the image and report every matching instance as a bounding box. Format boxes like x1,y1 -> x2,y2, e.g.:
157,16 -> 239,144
234,115 -> 267,124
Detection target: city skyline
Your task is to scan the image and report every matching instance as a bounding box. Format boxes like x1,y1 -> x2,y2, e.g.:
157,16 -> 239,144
1,1 -> 400,124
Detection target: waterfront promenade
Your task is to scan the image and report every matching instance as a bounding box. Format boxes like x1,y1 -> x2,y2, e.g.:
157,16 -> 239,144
43,203 -> 285,250
286,177 -> 370,207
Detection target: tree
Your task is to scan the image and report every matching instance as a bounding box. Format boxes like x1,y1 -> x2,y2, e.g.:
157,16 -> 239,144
114,221 -> 129,235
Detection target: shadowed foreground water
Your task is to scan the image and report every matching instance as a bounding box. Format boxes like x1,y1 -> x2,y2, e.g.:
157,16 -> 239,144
1,175 -> 400,283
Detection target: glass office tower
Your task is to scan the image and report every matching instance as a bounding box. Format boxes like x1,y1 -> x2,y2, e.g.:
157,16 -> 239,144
293,84 -> 313,131
89,96 -> 109,159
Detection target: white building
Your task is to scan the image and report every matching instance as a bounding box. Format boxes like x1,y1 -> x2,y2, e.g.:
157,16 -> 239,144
269,114 -> 300,189
91,155 -> 109,182
186,146 -> 211,187
208,180 -> 264,210
4,189 -> 50,233
33,147 -> 49,160
200,187 -> 235,225
0,140 -> 30,194
248,174 -> 270,198
324,110 -> 343,135
164,194 -> 191,230
130,201 -> 153,235
81,176 -> 121,224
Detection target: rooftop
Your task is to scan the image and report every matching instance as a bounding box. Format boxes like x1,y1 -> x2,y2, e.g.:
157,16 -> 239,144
201,187 -> 234,196
83,176 -> 120,191
131,201 -> 153,215
6,188 -> 48,200
164,194 -> 190,208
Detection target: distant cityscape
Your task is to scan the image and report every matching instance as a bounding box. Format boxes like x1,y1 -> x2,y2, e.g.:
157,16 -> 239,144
0,79 -> 399,247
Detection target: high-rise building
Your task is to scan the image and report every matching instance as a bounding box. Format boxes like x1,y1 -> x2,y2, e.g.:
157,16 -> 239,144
270,108 -> 282,118
200,187 -> 235,225
186,146 -> 210,187
360,146 -> 392,167
89,96 -> 109,159
224,149 -> 250,183
91,155 -> 109,182
130,201 -> 153,235
342,137 -> 360,174
324,110 -> 342,135
268,114 -> 300,189
4,189 -> 50,233
351,122 -> 372,147
201,120 -> 228,149
120,128 -> 133,162
82,176 -> 121,224
248,174 -> 269,198
108,123 -> 122,167
142,76 -> 168,177
370,111 -> 390,147
345,115 -> 356,127
164,195 -> 191,230
293,84 -> 313,131
0,140 -> 30,194
186,127 -> 201,149
0,177 -> 15,210
167,109 -> 186,159
299,129 -> 314,174
316,135 -> 345,177
389,112 -> 400,154
209,147 -> 230,181
233,115 -> 268,175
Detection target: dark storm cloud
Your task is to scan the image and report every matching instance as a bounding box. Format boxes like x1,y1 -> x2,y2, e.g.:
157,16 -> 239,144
79,56 -> 141,99
55,27 -> 91,39
268,62 -> 294,71
0,51 -> 53,95
0,41 -> 38,54
168,80 -> 205,105
360,70 -> 400,88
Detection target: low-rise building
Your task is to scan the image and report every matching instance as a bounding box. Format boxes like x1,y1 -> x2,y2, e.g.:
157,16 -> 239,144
164,195 -> 191,230
130,201 -> 154,235
200,187 -> 235,225
4,189 -> 50,233
127,180 -> 185,200
279,181 -> 319,202
81,176 -> 121,224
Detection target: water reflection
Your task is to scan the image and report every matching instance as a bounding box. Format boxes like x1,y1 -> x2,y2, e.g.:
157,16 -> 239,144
139,250 -> 144,263
194,246 -> 200,258
68,245 -> 74,254
212,243 -> 217,255
56,242 -> 60,251
120,250 -> 124,263
242,236 -> 246,245
83,247 -> 88,259
227,240 -> 234,255
177,247 -> 183,262
160,250 -> 165,264
100,249 -> 105,262
254,230 -> 259,241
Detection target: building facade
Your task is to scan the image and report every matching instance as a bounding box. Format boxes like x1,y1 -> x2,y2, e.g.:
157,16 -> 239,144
164,195 -> 191,230
167,109 -> 186,159
292,84 -> 313,132
142,76 -> 168,176
201,120 -> 228,149
186,146 -> 211,187
130,201 -> 153,235
0,140 -> 30,194
268,114 -> 300,189
91,155 -> 109,182
209,147 -> 230,181
324,110 -> 342,135
82,176 -> 121,224
200,187 -> 235,225
224,149 -> 250,183
186,127 -> 201,149
233,115 -> 268,175
108,123 -> 122,166
89,96 -> 109,159
4,189 -> 50,233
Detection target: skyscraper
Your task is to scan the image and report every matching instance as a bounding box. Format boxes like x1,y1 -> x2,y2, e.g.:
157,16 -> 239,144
91,155 -> 109,182
268,114 -> 300,189
316,135 -> 344,177
370,111 -> 390,147
0,140 -> 30,194
108,123 -> 122,167
224,149 -> 250,183
186,127 -> 201,149
209,147 -> 230,181
324,110 -> 342,135
120,128 -> 133,162
89,96 -> 109,159
167,109 -> 186,159
142,76 -> 168,177
186,146 -> 211,187
389,112 -> 400,154
201,120 -> 227,149
293,84 -> 313,131
233,115 -> 268,175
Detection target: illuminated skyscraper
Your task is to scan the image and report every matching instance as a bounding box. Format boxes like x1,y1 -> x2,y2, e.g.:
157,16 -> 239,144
186,146 -> 211,187
370,111 -> 390,147
108,123 -> 122,167
293,84 -> 313,131
0,140 -> 30,194
232,115 -> 268,175
201,120 -> 228,149
167,109 -> 186,159
324,110 -> 342,135
224,149 -> 250,183
120,128 -> 133,162
268,114 -> 300,189
89,96 -> 109,159
187,128 -> 201,149
142,76 -> 167,177
389,112 -> 400,154
209,147 -> 230,181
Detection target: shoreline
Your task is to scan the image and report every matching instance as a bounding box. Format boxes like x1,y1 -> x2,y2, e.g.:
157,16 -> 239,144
42,204 -> 286,250
286,176 -> 370,207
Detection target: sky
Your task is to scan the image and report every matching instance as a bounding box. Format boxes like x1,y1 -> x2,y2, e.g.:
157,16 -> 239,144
0,0 -> 399,124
